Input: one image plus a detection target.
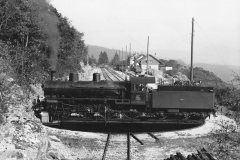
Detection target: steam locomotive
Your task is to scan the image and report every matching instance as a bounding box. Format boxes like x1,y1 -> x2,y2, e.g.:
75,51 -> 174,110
34,71 -> 215,129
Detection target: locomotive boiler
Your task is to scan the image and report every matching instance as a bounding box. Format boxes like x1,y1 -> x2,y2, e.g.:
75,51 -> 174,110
33,72 -> 215,132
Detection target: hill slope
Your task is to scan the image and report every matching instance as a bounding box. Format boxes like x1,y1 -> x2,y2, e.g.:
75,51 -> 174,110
153,45 -> 240,67
87,45 -> 128,61
195,63 -> 240,85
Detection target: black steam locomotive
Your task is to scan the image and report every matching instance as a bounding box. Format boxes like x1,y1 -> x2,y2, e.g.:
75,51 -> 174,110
34,72 -> 215,129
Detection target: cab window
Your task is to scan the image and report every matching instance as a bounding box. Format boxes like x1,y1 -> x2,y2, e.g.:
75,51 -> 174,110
132,84 -> 145,91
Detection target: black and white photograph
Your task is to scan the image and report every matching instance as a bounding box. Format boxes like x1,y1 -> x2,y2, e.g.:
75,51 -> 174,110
0,0 -> 239,159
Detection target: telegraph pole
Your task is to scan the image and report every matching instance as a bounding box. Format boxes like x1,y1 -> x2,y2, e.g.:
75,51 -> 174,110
87,54 -> 89,65
126,46 -> 127,70
122,48 -> 123,67
146,36 -> 149,75
119,50 -> 120,63
190,17 -> 194,82
129,43 -> 131,57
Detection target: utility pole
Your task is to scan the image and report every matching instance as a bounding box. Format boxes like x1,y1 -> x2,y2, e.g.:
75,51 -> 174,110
146,36 -> 149,75
119,50 -> 120,63
129,43 -> 131,69
87,54 -> 89,65
129,43 -> 131,57
190,17 -> 194,82
122,48 -> 123,70
126,46 -> 127,70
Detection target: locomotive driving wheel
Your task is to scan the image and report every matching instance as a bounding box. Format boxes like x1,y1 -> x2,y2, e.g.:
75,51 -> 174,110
124,111 -> 141,119
74,112 -> 93,119
62,108 -> 71,118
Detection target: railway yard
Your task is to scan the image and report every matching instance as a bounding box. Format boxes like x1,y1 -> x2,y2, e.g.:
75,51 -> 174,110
80,67 -> 131,81
100,67 -> 127,81
39,66 -> 235,160
1,1 -> 239,159
0,65 -> 238,160
43,111 -> 235,160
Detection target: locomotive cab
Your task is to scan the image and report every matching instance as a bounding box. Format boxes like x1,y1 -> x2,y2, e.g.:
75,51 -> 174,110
130,77 -> 155,106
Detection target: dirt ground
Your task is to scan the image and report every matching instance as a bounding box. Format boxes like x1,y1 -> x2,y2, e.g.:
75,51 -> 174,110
44,113 -> 235,160
42,66 -> 236,159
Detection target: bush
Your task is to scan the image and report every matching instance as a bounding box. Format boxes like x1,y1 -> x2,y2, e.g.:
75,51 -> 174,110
209,74 -> 240,159
209,112 -> 240,160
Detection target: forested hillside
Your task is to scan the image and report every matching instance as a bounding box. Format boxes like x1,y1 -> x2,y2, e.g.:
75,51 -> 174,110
163,59 -> 228,88
0,0 -> 87,90
87,44 -> 128,61
0,1 -> 89,159
163,59 -> 240,114
195,63 -> 240,88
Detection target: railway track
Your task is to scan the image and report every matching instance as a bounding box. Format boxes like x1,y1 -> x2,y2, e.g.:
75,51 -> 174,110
107,67 -> 125,81
101,68 -> 113,81
101,67 -> 125,81
125,71 -> 136,77
101,132 -> 216,160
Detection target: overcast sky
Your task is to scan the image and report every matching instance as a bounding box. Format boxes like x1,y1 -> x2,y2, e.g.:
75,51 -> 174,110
50,0 -> 240,66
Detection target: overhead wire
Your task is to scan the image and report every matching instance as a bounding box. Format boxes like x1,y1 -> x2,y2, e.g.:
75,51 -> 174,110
159,33 -> 191,46
195,20 -> 240,80
85,14 -> 192,53
194,20 -> 227,66
151,23 -> 190,39
122,23 -> 192,51
85,18 -> 190,38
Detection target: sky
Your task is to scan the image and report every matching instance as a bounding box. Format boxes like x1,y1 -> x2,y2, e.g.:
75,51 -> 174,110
50,0 -> 240,66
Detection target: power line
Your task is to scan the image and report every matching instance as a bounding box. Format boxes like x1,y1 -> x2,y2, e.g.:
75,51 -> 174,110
85,22 -> 190,37
195,21 -> 226,65
151,23 -> 190,39
195,20 -> 240,78
151,33 -> 191,50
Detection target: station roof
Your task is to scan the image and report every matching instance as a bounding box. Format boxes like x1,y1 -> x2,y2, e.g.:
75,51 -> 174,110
136,54 -> 165,66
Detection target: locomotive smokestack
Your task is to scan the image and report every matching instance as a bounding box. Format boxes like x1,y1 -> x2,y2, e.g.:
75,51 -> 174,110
93,73 -> 100,82
50,71 -> 56,81
69,73 -> 79,82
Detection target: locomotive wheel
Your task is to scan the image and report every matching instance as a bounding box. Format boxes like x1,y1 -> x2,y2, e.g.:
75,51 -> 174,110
84,112 -> 94,118
107,111 -> 119,119
76,112 -> 94,119
124,111 -> 141,119
62,109 -> 71,118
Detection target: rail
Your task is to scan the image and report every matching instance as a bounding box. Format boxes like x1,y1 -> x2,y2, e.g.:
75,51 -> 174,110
126,72 -> 136,77
101,67 -> 126,81
107,68 -> 125,81
101,132 -> 216,160
102,132 -> 158,160
101,68 -> 113,81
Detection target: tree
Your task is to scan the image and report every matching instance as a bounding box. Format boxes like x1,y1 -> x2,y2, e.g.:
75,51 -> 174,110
98,51 -> 109,65
207,73 -> 240,160
159,59 -> 168,64
110,52 -> 119,66
0,0 -> 58,88
0,0 -> 88,91
89,54 -> 97,66
54,10 -> 87,73
165,59 -> 179,68
97,52 -> 103,65
0,41 -> 12,75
